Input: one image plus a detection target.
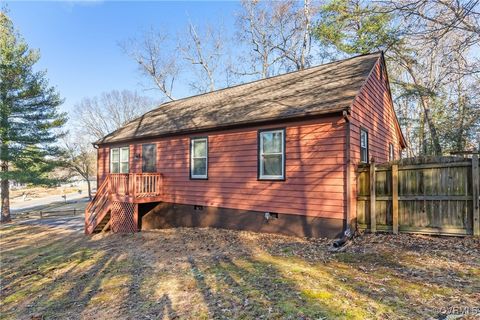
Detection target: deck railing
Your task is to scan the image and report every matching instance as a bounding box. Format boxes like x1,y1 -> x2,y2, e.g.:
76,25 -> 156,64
109,173 -> 163,199
85,172 -> 163,234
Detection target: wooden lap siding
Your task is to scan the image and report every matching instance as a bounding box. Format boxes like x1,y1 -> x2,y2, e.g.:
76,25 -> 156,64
349,57 -> 403,225
98,116 -> 347,220
350,58 -> 401,163
131,144 -> 142,172
97,147 -> 109,185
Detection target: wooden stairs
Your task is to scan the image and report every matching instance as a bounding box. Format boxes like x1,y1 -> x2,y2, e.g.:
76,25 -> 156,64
85,173 -> 163,234
85,177 -> 111,235
94,212 -> 111,233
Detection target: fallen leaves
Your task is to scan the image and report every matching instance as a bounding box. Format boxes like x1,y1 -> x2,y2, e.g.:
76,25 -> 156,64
1,224 -> 479,319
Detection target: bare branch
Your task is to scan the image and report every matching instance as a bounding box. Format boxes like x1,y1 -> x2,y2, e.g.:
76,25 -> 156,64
73,90 -> 158,141
120,29 -> 179,101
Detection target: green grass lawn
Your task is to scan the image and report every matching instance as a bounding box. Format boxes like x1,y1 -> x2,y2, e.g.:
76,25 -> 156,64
1,223 -> 479,319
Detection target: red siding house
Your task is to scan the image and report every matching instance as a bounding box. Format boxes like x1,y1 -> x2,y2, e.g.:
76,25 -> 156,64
86,52 -> 406,238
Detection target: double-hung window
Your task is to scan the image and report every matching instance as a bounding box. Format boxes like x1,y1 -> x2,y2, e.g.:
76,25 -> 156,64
360,129 -> 369,163
142,144 -> 157,173
190,137 -> 208,179
259,129 -> 285,180
110,147 -> 129,173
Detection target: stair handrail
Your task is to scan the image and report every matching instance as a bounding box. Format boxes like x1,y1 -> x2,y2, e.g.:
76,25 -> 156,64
85,175 -> 110,228
85,197 -> 111,234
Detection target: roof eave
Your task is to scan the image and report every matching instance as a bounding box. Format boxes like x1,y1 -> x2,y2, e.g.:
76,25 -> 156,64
94,107 -> 348,146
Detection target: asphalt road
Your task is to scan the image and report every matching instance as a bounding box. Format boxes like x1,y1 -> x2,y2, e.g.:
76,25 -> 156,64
11,192 -> 89,213
17,215 -> 85,232
9,193 -> 89,233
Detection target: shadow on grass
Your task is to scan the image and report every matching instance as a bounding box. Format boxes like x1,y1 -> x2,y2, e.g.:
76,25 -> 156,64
188,253 -> 383,319
1,224 -> 479,320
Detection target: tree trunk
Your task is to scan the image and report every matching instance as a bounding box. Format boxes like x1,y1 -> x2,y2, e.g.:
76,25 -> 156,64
1,161 -> 11,223
419,95 -> 442,155
87,178 -> 92,200
300,0 -> 311,70
404,64 -> 443,156
419,111 -> 427,155
455,89 -> 466,151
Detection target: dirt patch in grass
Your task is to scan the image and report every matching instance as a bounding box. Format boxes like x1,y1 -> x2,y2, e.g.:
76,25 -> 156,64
1,224 -> 479,319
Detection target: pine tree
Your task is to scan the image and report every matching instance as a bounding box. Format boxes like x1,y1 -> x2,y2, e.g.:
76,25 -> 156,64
0,11 -> 67,222
313,0 -> 399,55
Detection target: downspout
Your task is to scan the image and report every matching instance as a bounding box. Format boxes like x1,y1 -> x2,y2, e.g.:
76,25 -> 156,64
331,110 -> 353,249
343,110 -> 351,235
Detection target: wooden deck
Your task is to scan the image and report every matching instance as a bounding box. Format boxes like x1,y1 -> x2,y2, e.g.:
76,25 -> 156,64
108,173 -> 164,203
85,173 -> 163,234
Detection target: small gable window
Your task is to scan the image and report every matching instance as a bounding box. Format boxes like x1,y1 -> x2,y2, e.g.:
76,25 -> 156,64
389,143 -> 395,161
110,147 -> 129,173
259,129 -> 285,180
190,137 -> 208,179
360,129 -> 369,163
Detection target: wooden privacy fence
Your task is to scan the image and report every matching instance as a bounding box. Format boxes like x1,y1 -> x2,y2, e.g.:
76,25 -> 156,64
357,155 -> 479,236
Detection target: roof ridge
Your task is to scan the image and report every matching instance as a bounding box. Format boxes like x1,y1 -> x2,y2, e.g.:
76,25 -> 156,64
154,51 -> 382,109
98,51 -> 382,143
96,51 -> 382,145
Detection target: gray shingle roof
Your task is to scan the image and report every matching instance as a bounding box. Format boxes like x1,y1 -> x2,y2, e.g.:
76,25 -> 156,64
96,52 -> 381,145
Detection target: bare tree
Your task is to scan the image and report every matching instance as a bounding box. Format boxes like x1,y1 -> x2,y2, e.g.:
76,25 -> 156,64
383,0 -> 480,37
381,0 -> 480,76
273,0 -> 315,70
63,136 -> 96,200
383,0 -> 480,154
436,52 -> 480,152
73,90 -> 158,141
236,0 -> 284,78
180,22 -> 225,93
391,48 -> 444,155
236,0 -> 318,79
313,0 -> 479,155
120,29 -> 179,101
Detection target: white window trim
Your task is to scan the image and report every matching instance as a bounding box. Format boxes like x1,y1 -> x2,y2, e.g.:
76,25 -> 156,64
190,138 -> 208,179
360,129 -> 369,163
110,148 -> 119,173
110,147 -> 129,173
259,129 -> 285,180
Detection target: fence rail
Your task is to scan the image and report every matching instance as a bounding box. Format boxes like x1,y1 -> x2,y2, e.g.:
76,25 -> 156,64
18,208 -> 79,219
357,155 -> 479,236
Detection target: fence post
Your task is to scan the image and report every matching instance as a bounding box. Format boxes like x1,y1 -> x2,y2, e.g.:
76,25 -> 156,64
392,164 -> 399,234
473,154 -> 479,237
370,160 -> 376,233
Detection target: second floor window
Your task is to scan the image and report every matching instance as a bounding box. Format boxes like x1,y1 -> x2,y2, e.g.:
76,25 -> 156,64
360,129 -> 369,163
111,147 -> 129,173
190,137 -> 208,179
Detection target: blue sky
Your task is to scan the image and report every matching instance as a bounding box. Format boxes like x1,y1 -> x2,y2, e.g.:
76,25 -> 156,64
6,1 -> 240,117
